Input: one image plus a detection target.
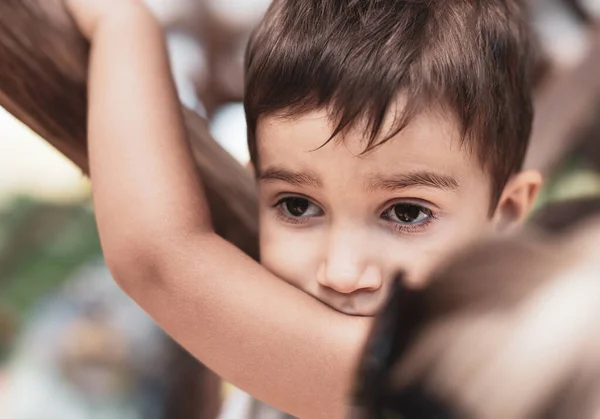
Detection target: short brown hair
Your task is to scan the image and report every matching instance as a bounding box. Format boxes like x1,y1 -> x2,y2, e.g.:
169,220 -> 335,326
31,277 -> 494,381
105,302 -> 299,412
244,0 -> 536,206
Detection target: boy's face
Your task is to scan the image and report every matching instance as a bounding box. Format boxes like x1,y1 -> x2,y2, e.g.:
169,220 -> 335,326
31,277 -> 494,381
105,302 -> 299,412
256,108 -> 495,316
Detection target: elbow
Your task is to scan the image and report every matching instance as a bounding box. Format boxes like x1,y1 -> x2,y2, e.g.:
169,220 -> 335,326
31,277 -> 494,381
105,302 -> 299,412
100,227 -> 213,293
101,232 -> 164,293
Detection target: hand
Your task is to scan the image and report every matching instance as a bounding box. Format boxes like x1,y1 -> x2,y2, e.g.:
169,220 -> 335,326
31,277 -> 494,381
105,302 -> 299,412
64,0 -> 150,40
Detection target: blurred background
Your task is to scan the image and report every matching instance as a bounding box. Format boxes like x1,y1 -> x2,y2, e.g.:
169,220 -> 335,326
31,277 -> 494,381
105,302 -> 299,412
0,0 -> 599,418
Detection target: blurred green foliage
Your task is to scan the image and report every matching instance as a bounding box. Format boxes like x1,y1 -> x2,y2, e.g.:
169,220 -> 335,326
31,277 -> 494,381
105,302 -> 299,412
0,196 -> 102,362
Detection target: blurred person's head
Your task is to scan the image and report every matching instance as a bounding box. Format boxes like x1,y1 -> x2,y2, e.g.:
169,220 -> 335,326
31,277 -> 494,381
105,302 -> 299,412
352,213 -> 600,419
243,0 -> 542,316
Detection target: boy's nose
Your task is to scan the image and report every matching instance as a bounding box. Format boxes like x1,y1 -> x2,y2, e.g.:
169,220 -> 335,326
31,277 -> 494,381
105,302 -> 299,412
317,264 -> 383,294
316,231 -> 383,294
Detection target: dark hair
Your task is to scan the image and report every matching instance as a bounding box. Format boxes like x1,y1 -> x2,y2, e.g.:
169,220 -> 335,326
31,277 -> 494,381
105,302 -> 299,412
244,0 -> 535,206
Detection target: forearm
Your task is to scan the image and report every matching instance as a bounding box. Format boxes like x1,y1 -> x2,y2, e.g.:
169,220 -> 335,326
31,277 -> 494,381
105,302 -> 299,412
129,237 -> 371,419
87,7 -> 211,262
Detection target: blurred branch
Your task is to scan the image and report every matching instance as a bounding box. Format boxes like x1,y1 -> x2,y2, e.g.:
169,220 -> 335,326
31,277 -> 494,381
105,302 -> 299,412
164,341 -> 223,419
0,0 -> 258,259
526,28 -> 600,176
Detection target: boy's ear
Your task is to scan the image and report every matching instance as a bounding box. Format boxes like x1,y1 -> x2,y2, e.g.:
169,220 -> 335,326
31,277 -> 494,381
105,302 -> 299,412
493,170 -> 542,232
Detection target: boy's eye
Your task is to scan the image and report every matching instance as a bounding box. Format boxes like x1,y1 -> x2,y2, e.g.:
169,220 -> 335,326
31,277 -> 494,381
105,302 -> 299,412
280,197 -> 322,218
384,204 -> 431,225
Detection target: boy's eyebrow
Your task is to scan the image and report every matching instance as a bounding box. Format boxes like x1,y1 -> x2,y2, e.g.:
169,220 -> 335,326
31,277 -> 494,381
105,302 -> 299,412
367,171 -> 460,192
259,166 -> 323,188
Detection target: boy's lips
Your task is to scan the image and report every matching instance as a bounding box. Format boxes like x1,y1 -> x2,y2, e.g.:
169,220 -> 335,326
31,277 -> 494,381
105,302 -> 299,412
313,289 -> 387,317
329,305 -> 376,317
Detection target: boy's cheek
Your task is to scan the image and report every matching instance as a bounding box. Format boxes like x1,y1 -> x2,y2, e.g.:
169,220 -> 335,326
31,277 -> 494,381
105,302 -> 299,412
259,226 -> 322,289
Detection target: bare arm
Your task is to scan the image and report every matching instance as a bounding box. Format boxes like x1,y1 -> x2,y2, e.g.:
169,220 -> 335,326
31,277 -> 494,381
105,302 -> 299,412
66,2 -> 370,417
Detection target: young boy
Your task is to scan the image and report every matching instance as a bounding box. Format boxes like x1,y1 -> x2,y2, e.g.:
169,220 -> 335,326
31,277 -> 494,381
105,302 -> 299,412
64,0 -> 541,417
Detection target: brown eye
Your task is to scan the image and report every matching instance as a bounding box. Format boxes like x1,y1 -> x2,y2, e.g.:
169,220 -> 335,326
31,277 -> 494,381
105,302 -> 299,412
280,197 -> 322,218
395,204 -> 421,223
385,204 -> 431,225
284,198 -> 309,216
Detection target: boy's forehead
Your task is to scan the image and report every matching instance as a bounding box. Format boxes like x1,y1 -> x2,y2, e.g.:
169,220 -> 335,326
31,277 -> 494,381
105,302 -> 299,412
255,108 -> 480,178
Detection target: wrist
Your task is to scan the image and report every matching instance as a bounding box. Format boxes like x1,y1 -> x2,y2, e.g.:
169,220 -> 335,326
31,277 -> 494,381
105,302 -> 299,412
91,3 -> 159,40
